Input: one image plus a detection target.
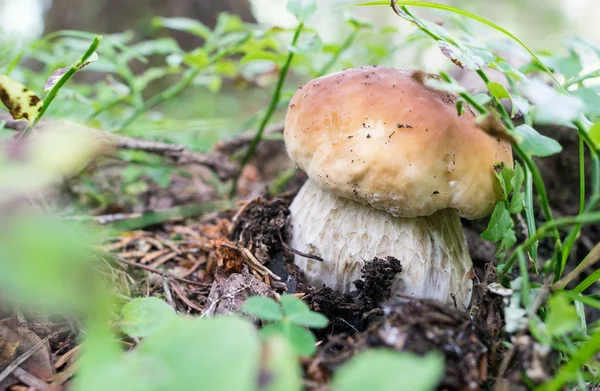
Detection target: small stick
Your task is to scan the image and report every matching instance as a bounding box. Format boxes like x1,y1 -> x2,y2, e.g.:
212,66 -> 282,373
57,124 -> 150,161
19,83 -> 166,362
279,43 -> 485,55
278,231 -> 323,262
111,255 -> 207,287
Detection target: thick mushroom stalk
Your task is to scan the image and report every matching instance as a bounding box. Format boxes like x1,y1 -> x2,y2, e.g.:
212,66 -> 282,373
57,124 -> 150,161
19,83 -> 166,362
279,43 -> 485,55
289,179 -> 473,307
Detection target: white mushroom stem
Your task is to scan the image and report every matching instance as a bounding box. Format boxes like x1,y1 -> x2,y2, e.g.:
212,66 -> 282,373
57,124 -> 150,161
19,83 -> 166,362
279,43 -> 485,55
289,179 -> 474,308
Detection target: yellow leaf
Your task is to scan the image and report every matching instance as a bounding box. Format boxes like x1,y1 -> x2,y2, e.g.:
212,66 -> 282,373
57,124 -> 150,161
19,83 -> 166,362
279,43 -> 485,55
0,75 -> 42,124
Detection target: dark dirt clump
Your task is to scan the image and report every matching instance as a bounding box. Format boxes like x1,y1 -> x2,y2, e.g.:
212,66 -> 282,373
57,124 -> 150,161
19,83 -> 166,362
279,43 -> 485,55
303,263 -> 515,391
228,196 -> 290,263
354,256 -> 403,305
304,257 -> 403,336
306,298 -> 494,391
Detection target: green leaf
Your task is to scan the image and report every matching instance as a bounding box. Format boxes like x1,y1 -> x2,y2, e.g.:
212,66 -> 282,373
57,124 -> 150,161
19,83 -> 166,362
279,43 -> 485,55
346,17 -> 373,30
494,164 -> 515,200
127,38 -> 183,59
183,49 -> 209,68
0,215 -> 103,313
152,17 -> 211,39
522,80 -> 584,124
243,296 -> 284,321
261,323 -> 316,357
509,162 -> 525,214
438,41 -> 485,71
240,51 -> 281,65
279,294 -> 310,316
289,33 -> 323,54
472,93 -> 492,107
286,0 -> 317,22
546,295 -> 581,337
333,350 -> 444,391
0,75 -> 42,124
515,124 -> 562,157
288,312 -> 329,329
138,316 -> 260,391
488,81 -> 511,100
511,96 -> 530,117
571,88 -> 600,115
73,323 -> 149,391
121,297 -> 176,338
482,202 -> 513,243
548,50 -> 583,79
261,336 -> 303,391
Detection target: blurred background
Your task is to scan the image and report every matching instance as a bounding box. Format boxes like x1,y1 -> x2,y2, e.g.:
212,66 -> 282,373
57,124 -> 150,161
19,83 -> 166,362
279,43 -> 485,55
1,0 -> 598,46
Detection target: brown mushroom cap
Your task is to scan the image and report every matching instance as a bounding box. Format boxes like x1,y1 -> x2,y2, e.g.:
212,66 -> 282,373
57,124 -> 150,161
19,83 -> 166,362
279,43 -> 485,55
284,66 -> 513,220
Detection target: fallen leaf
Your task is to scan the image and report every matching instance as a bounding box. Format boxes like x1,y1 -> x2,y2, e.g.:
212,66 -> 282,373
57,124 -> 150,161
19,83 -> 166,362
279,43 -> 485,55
0,76 -> 42,124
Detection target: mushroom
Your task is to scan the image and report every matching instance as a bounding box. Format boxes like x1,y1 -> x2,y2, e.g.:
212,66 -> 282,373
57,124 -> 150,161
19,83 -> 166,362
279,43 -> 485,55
284,66 -> 513,308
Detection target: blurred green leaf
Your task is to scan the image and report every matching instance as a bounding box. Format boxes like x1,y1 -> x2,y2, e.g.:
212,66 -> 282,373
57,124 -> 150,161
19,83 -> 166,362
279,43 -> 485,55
333,350 -> 444,391
346,17 -> 374,30
547,50 -> 583,79
438,41 -> 485,70
509,162 -> 525,214
523,80 -> 584,124
241,51 -> 281,65
152,17 -> 211,39
121,297 -> 177,338
0,215 -> 103,313
73,323 -> 149,391
261,336 -> 303,391
511,96 -> 530,117
546,295 -> 581,337
279,294 -> 310,316
515,124 -> 562,157
193,74 -> 223,93
133,68 -> 169,91
243,296 -> 284,321
137,316 -> 260,391
183,49 -> 209,68
261,322 -> 316,357
288,312 -> 328,329
488,81 -> 511,100
571,88 -> 600,115
286,0 -> 317,22
127,38 -> 183,59
289,33 -> 323,54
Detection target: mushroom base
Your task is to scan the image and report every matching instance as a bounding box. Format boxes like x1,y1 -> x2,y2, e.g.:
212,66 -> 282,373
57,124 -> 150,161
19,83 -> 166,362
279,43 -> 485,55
289,179 -> 473,308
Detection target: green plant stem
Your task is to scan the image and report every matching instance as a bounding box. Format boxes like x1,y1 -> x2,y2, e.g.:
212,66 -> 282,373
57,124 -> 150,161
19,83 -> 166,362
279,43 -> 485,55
559,120 -> 600,278
87,96 -> 128,121
537,320 -> 600,391
459,92 -> 486,114
229,23 -> 304,198
118,34 -> 251,130
500,208 -> 600,276
25,36 -> 102,136
524,167 -> 538,266
517,249 -> 530,309
563,68 -> 600,89
559,136 -> 586,277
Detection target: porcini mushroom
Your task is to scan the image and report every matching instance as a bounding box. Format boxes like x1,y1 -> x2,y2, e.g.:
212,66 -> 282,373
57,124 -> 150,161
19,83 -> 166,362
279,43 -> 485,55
284,66 -> 513,308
